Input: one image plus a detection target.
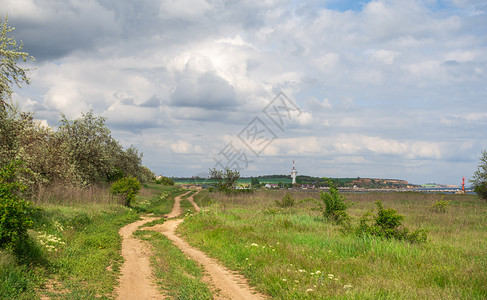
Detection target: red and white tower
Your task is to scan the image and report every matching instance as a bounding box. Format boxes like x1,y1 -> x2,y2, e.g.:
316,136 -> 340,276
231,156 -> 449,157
291,160 -> 298,184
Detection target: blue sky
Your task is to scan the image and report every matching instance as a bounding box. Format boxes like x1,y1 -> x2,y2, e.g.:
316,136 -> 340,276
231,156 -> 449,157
2,0 -> 486,185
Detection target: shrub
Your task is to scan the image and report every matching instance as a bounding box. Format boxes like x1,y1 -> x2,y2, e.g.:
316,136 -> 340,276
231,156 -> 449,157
0,161 -> 33,251
431,196 -> 450,213
356,200 -> 427,243
275,192 -> 295,207
110,176 -> 141,207
155,176 -> 175,186
306,178 -> 350,225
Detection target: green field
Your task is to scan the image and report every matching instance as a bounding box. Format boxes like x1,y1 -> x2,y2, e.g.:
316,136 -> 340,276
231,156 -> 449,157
3,185 -> 486,299
180,190 -> 487,299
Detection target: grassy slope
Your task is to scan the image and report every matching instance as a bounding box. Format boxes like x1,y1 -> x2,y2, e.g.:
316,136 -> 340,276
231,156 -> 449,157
179,190 -> 487,299
0,183 -> 183,299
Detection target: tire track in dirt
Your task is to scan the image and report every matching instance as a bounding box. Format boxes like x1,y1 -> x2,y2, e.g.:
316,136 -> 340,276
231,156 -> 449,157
146,191 -> 267,300
115,215 -> 161,300
115,191 -> 191,299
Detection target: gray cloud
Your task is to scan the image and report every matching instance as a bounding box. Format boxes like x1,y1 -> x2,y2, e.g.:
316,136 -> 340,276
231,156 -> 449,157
4,0 -> 487,184
170,72 -> 237,110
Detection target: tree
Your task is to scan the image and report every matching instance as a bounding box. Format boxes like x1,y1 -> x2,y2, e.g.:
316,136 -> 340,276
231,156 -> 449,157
1,16 -> 34,167
251,177 -> 260,187
57,111 -> 121,184
471,150 -> 487,200
209,168 -> 240,191
1,16 -> 34,106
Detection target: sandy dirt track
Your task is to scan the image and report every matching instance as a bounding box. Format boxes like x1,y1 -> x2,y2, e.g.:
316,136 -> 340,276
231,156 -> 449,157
115,215 -> 161,300
117,190 -> 266,299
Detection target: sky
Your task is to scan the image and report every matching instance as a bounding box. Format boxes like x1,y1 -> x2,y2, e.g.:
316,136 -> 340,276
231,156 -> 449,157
1,0 -> 486,185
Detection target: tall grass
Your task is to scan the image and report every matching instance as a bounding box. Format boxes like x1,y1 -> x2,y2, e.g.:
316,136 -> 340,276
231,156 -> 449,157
33,183 -> 115,205
181,190 -> 487,299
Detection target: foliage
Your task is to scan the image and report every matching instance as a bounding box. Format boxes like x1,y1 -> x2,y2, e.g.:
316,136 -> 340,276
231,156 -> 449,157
209,168 -> 240,192
0,160 -> 33,251
251,177 -> 260,187
431,196 -> 450,213
275,192 -> 295,207
110,176 -> 141,207
307,178 -> 350,225
356,200 -> 427,243
156,176 -> 175,186
471,150 -> 487,200
58,111 -> 121,184
0,16 -> 34,105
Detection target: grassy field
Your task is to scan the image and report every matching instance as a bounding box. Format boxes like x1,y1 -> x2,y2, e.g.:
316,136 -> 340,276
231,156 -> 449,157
179,190 -> 487,299
0,183 -> 184,299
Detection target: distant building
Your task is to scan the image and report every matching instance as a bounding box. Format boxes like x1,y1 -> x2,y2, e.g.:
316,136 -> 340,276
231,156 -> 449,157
265,183 -> 279,189
291,160 -> 297,184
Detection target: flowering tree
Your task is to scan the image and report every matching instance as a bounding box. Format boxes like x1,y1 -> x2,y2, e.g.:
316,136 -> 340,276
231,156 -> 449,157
0,16 -> 34,106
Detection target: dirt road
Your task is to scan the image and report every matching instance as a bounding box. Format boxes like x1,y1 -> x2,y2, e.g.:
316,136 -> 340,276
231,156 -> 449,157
115,215 -> 161,300
117,190 -> 266,299
115,191 -> 191,299
147,191 -> 266,299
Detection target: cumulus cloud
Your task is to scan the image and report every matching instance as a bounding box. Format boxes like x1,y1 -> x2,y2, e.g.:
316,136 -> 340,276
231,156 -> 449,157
4,0 -> 487,184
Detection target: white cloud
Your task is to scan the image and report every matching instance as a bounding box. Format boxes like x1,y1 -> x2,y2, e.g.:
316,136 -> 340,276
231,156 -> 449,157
170,140 -> 202,154
6,0 -> 487,184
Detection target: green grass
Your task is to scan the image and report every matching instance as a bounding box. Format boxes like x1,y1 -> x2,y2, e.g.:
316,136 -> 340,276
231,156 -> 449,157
0,183 -> 183,299
179,190 -> 487,299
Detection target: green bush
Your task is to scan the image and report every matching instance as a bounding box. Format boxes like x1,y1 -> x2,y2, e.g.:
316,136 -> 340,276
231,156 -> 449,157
431,196 -> 450,213
0,161 -> 33,251
155,176 -> 175,186
275,192 -> 295,207
356,200 -> 427,243
110,176 -> 141,207
309,178 -> 350,225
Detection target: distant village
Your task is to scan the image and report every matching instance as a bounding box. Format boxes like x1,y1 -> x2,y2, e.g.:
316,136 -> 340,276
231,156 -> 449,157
171,162 -> 447,191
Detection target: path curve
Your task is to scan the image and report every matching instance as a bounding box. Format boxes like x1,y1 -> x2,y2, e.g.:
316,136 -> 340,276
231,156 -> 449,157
146,191 -> 266,300
115,216 -> 161,300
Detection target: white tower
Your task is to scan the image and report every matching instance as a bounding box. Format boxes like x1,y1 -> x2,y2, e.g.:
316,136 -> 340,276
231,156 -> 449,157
291,160 -> 297,184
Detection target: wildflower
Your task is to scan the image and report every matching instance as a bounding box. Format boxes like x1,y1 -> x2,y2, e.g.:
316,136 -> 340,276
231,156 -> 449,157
327,274 -> 334,279
315,271 -> 321,274
344,284 -> 353,289
298,269 -> 306,273
245,258 -> 249,260
310,272 -> 315,275
251,243 -> 259,247
306,288 -> 314,293
282,279 -> 287,282
295,280 -> 299,283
